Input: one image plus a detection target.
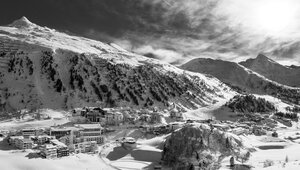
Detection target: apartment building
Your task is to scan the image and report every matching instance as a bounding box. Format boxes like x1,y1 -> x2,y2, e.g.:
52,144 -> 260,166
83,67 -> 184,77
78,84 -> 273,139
105,112 -> 123,125
74,141 -> 97,154
41,144 -> 57,159
75,124 -> 104,144
50,139 -> 69,157
15,138 -> 33,149
36,135 -> 55,145
22,128 -> 36,138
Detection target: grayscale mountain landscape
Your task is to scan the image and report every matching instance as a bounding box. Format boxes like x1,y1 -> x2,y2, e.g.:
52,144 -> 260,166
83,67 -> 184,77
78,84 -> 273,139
1,1 -> 300,170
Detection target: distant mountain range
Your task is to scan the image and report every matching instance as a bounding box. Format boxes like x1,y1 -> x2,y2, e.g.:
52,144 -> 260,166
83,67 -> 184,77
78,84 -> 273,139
240,54 -> 300,87
181,55 -> 300,105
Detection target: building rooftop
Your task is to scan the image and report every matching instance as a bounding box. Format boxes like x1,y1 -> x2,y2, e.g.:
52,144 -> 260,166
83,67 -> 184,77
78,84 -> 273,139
75,124 -> 102,129
21,138 -> 33,143
22,128 -> 36,131
50,139 -> 67,147
50,127 -> 73,132
10,136 -> 24,140
37,135 -> 52,139
44,144 -> 57,149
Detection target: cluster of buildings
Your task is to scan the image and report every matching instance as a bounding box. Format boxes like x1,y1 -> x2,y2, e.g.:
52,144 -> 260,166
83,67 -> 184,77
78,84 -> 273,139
40,139 -> 69,159
170,109 -> 184,121
7,124 -> 104,159
8,128 -> 42,150
76,107 -> 168,126
9,136 -> 33,150
76,107 -> 124,125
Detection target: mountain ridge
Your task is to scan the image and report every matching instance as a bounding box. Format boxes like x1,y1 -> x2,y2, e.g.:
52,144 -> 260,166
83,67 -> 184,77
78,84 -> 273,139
181,57 -> 300,105
0,17 -> 234,112
240,54 -> 300,87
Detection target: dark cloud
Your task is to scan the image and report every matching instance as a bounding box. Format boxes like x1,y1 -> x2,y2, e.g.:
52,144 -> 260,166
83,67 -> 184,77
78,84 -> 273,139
0,0 -> 299,65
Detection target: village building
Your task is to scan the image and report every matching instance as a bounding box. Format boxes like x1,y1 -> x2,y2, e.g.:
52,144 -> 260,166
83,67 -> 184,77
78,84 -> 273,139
22,128 -> 36,138
41,144 -> 57,159
35,135 -> 55,145
230,127 -> 249,135
86,111 -> 104,123
75,124 -> 104,144
50,128 -> 72,139
81,107 -> 106,123
212,124 -> 231,131
170,109 -> 183,121
151,112 -> 164,123
50,139 -> 69,157
252,126 -> 267,136
122,137 -> 137,149
168,122 -> 185,131
15,138 -> 33,149
73,141 -> 97,154
140,114 -> 151,122
105,112 -> 124,125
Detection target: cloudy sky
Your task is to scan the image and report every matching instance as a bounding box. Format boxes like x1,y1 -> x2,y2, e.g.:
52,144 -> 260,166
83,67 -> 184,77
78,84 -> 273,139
1,0 -> 300,65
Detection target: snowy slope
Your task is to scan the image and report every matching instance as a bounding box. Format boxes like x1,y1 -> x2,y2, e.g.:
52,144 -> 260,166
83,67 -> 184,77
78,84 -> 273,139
0,17 -> 234,112
240,54 -> 300,87
181,58 -> 300,105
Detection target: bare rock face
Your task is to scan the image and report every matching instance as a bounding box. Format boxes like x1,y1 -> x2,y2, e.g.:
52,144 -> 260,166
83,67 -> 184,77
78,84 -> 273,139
162,124 -> 244,169
225,94 -> 276,113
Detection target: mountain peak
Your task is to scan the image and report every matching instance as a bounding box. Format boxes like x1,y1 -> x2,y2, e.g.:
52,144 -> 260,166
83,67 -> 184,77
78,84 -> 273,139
254,53 -> 278,64
256,53 -> 269,60
9,16 -> 36,28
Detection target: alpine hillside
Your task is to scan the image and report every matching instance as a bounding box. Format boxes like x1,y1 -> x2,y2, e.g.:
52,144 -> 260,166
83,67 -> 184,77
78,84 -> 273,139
240,54 -> 300,87
181,57 -> 300,105
0,17 -> 234,112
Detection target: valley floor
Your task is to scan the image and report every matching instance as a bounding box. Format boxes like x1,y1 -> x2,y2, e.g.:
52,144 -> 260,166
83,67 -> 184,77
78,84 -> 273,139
219,122 -> 300,170
0,143 -> 114,170
1,95 -> 300,170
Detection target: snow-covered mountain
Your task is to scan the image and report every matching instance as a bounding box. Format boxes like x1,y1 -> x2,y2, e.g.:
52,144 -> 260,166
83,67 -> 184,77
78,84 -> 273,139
240,54 -> 300,87
181,58 -> 300,105
0,17 -> 234,112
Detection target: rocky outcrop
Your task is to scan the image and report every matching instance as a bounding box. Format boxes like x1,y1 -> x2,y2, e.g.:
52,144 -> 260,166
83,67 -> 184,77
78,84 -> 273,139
225,94 -> 276,113
162,124 -> 244,169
